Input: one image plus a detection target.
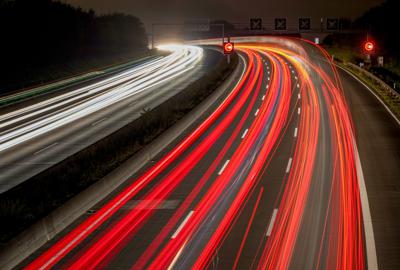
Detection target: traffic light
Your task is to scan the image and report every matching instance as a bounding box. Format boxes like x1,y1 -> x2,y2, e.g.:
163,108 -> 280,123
223,42 -> 234,54
364,41 -> 375,53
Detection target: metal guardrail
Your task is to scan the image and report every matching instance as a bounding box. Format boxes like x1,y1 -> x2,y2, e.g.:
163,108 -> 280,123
346,62 -> 400,100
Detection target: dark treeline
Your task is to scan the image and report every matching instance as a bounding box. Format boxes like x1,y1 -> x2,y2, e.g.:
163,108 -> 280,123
353,0 -> 399,60
0,0 -> 148,93
324,0 -> 399,63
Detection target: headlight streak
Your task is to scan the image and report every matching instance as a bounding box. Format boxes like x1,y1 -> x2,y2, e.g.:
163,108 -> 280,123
1,44 -> 196,122
0,45 -> 202,152
0,55 -> 166,125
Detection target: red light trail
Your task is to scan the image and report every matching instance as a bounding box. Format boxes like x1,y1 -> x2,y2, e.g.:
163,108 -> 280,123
25,39 -> 367,270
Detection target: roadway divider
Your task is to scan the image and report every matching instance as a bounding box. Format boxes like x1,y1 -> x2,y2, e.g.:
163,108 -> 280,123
0,50 -> 241,270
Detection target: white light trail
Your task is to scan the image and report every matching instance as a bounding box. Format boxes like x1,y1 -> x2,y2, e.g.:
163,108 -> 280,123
0,45 -> 203,152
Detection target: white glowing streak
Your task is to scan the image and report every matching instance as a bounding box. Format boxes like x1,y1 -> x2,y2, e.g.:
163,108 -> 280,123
0,47 -> 194,126
0,45 -> 203,152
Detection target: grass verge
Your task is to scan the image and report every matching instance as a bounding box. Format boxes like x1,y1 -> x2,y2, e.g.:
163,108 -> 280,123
341,63 -> 400,120
0,51 -> 238,244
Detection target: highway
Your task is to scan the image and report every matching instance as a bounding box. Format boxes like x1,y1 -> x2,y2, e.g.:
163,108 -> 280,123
337,66 -> 400,270
16,37 -> 392,269
0,44 -> 216,193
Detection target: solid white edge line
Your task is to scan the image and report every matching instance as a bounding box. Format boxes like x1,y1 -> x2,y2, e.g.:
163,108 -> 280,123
285,158 -> 293,173
218,159 -> 230,175
129,100 -> 138,106
91,118 -> 107,126
294,127 -> 298,138
337,64 -> 400,126
266,208 -> 278,236
33,142 -> 58,155
171,211 -> 194,239
241,129 -> 249,139
353,139 -> 378,269
335,62 -> 380,269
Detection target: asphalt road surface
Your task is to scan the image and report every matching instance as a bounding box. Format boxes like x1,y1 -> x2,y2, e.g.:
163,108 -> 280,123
13,38 -> 400,269
338,66 -> 400,270
0,45 -> 222,193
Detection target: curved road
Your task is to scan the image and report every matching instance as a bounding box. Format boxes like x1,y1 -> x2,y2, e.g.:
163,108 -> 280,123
12,37 -> 397,270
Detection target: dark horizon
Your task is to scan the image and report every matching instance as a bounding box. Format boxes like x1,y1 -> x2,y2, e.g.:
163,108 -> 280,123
63,0 -> 384,30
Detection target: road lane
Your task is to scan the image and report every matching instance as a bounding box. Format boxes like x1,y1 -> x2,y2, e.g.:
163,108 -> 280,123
338,66 -> 400,270
0,45 -> 216,193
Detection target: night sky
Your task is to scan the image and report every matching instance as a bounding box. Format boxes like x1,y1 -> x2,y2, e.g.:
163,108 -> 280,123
63,0 -> 384,30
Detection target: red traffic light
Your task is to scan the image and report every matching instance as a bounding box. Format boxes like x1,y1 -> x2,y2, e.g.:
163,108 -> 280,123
364,41 -> 375,52
223,42 -> 234,54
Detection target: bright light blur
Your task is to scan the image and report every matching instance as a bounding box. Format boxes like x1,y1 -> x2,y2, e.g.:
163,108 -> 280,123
156,43 -> 184,51
0,45 -> 203,152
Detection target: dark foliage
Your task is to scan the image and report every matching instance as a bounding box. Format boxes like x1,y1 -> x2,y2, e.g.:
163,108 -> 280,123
369,66 -> 400,92
353,0 -> 399,60
0,0 -> 148,93
324,0 -> 399,63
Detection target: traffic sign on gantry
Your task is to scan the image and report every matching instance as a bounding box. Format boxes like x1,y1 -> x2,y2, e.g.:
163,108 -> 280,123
275,18 -> 287,30
250,18 -> 262,30
326,18 -> 339,30
299,18 -> 311,31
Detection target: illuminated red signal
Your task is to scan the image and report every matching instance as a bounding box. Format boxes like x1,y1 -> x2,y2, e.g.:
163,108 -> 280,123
223,42 -> 234,54
364,41 -> 374,52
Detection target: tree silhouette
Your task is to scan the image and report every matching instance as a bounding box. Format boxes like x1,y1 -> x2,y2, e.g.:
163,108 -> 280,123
0,0 -> 148,94
354,0 -> 399,59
